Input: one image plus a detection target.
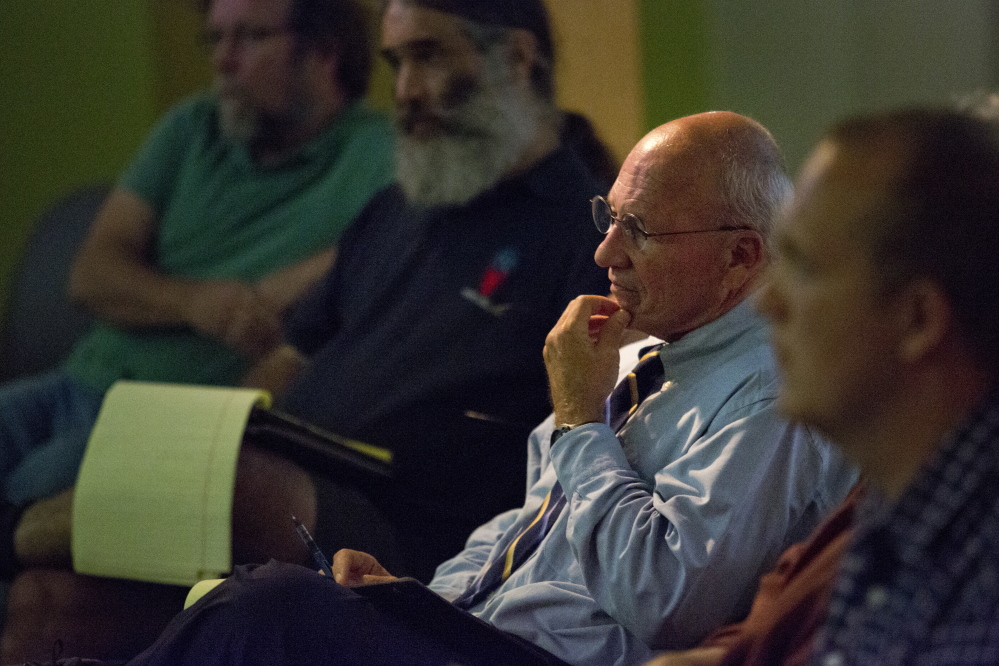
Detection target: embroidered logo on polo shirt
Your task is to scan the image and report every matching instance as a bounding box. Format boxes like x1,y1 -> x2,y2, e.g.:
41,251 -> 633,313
461,247 -> 518,317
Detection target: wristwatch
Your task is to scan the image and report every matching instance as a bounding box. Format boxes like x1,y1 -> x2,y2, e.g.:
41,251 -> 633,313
550,422 -> 589,445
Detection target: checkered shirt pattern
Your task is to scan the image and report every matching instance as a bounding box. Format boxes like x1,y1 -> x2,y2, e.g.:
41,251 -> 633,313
811,392 -> 999,666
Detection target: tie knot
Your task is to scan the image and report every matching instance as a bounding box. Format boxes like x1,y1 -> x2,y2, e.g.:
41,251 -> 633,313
606,344 -> 665,431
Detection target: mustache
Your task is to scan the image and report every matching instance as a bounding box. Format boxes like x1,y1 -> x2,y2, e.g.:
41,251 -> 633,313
396,106 -> 464,136
395,76 -> 483,137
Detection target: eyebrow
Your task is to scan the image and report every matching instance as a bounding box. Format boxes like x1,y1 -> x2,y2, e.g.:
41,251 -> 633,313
381,38 -> 444,65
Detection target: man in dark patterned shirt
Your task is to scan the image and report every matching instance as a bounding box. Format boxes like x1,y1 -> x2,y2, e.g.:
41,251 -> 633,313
753,109 -> 999,665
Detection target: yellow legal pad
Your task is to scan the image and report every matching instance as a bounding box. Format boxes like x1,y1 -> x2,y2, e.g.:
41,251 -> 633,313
72,381 -> 271,586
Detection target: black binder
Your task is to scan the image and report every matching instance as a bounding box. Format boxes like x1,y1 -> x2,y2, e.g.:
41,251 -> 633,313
243,407 -> 393,484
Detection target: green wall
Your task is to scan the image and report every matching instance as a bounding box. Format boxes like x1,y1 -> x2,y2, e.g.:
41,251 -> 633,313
638,1 -> 710,132
0,0 -> 210,320
0,0 -> 705,323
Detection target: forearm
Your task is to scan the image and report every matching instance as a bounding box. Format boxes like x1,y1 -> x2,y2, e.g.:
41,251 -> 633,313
552,425 -> 688,644
556,403 -> 836,652
255,247 -> 336,314
69,187 -> 207,329
551,416 -> 797,650
70,256 -> 205,328
70,190 -> 284,358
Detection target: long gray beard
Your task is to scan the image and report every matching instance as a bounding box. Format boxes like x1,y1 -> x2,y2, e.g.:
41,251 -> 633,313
395,80 -> 543,209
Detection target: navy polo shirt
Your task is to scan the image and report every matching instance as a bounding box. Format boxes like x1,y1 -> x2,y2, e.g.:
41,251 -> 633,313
281,145 -> 609,551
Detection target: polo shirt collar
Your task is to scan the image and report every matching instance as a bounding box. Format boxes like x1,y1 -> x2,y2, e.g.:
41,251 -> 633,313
225,99 -> 365,171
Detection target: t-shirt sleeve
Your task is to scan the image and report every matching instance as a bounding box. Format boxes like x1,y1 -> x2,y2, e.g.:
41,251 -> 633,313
118,98 -> 204,213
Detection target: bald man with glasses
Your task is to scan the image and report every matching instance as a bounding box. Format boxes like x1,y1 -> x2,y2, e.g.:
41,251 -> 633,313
80,111 -> 855,666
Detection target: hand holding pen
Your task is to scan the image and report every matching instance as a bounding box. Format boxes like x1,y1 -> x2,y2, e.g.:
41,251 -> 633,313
292,514 -> 397,585
330,548 -> 397,587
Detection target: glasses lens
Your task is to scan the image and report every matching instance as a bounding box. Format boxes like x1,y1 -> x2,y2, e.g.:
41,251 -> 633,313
592,197 -> 612,233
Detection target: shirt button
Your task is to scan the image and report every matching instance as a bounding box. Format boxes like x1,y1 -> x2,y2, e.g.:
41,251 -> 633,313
865,585 -> 888,608
823,652 -> 845,666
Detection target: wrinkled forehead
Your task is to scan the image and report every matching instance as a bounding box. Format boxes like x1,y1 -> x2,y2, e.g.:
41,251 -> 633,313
613,132 -> 727,224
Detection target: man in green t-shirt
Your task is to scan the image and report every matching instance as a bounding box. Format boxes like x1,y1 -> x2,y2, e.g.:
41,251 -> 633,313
0,0 -> 393,570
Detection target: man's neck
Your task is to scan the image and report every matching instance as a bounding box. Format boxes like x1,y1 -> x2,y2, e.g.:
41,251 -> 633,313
839,362 -> 991,502
253,92 -> 347,166
502,121 -> 560,182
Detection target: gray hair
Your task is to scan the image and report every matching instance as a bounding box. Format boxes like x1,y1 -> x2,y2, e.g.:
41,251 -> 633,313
458,17 -> 557,106
718,134 -> 793,253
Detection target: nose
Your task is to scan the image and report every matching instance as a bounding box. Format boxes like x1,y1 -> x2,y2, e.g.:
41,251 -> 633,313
212,36 -> 240,76
394,61 -> 428,107
594,224 -> 631,270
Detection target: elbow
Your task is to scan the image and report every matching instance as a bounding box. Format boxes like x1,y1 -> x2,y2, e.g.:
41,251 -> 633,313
67,254 -> 100,308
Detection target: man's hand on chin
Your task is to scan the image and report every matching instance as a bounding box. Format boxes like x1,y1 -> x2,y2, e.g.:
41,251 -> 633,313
543,295 -> 632,427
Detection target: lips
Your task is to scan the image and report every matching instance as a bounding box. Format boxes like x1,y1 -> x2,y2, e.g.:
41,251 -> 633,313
608,283 -> 640,314
609,281 -> 638,298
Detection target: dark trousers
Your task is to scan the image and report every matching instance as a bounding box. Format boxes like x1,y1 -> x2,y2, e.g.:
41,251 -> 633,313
125,562 -> 567,666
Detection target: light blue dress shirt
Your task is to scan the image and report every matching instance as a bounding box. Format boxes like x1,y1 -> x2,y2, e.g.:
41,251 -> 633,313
429,301 -> 857,666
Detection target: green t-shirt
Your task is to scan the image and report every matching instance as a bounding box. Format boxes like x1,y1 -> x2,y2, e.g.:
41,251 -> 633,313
64,94 -> 394,392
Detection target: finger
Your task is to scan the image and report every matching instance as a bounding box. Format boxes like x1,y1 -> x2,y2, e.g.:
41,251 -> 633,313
557,295 -> 616,328
594,308 -> 632,352
587,315 -> 610,339
331,548 -> 362,585
590,296 -> 621,317
360,574 -> 399,585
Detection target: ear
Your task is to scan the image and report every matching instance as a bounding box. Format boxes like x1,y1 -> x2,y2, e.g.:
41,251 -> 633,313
897,279 -> 952,364
504,28 -> 538,86
721,230 -> 766,292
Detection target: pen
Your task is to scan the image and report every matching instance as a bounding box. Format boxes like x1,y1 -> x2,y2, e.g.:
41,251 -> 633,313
291,514 -> 334,578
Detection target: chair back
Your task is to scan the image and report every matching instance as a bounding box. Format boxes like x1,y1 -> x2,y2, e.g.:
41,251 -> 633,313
0,184 -> 110,382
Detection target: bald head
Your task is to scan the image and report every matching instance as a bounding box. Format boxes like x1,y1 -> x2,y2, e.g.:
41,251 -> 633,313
596,111 -> 789,341
633,111 -> 790,247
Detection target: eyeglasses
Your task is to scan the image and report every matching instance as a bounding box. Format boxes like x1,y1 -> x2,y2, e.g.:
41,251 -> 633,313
591,195 -> 750,250
202,24 -> 290,51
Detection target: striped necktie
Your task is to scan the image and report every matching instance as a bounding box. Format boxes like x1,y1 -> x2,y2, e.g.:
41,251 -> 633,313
452,343 -> 666,610
605,343 -> 667,431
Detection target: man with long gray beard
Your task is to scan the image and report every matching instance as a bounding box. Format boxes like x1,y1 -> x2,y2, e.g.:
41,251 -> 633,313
4,0 -> 606,599
227,0 -> 609,582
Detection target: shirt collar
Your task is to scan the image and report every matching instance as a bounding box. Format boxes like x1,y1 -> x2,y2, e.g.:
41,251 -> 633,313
656,300 -> 764,369
225,99 -> 366,171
